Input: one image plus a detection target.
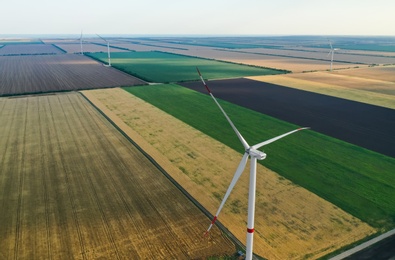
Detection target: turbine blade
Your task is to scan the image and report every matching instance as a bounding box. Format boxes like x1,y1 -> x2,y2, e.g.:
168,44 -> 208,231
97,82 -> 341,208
205,152 -> 249,235
96,34 -> 107,42
196,67 -> 250,150
252,127 -> 310,150
328,40 -> 333,50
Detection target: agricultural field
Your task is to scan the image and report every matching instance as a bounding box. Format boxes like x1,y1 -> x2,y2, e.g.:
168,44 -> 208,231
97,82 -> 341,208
237,48 -> 395,65
121,84 -> 395,231
2,35 -> 394,259
143,36 -> 395,53
107,41 -> 355,73
0,43 -> 64,56
181,78 -> 395,157
111,37 -> 395,72
334,65 -> 395,82
83,87 -> 375,260
172,46 -> 356,72
86,51 -> 286,83
105,41 -> 185,52
54,43 -> 130,54
0,92 -> 235,259
249,66 -> 395,109
0,54 -> 145,96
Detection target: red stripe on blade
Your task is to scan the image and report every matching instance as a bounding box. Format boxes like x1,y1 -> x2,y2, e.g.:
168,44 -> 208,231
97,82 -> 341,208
211,216 -> 218,225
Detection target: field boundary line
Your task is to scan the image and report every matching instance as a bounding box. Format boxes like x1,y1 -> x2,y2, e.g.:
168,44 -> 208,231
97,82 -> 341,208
79,91 -> 248,255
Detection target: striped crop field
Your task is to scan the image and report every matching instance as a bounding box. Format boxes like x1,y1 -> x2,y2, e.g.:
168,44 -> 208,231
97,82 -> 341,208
0,93 -> 235,259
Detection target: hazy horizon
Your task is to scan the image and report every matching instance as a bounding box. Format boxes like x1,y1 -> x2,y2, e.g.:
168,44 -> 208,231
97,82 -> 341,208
1,0 -> 395,36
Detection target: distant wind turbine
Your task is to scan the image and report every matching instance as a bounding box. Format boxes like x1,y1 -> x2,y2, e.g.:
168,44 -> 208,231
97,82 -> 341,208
197,67 -> 309,260
79,30 -> 84,55
327,40 -> 339,72
96,34 -> 111,67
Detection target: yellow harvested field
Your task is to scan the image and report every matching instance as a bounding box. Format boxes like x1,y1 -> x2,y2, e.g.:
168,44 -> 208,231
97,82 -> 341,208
0,93 -> 235,259
83,88 -> 376,260
248,72 -> 395,110
334,65 -> 395,83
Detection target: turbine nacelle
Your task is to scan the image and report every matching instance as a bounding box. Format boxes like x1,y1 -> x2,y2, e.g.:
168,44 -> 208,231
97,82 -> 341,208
247,148 -> 266,160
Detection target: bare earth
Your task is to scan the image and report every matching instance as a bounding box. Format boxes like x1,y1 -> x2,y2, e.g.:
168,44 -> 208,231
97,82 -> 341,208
0,93 -> 235,259
82,88 -> 376,260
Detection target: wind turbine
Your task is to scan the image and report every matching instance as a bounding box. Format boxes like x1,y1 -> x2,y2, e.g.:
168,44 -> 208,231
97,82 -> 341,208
197,68 -> 309,260
327,40 -> 339,72
79,30 -> 84,55
96,34 -> 111,67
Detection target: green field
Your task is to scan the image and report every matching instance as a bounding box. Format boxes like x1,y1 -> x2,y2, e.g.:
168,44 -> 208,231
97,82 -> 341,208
124,84 -> 395,230
86,51 -> 287,83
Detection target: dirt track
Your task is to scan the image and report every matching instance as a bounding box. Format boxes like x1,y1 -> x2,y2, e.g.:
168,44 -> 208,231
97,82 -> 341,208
180,78 -> 395,157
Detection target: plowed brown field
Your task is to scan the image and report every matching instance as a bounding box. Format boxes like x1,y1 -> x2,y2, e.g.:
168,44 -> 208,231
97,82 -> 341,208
0,54 -> 145,96
0,44 -> 64,55
82,88 -> 375,260
0,93 -> 235,259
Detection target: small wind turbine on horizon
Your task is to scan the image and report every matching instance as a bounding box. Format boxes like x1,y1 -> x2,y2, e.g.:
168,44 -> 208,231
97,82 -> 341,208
197,68 -> 309,260
327,40 -> 339,72
96,34 -> 111,67
79,30 -> 84,55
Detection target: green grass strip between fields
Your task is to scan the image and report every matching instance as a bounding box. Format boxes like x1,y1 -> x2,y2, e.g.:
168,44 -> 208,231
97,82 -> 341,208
123,84 -> 395,230
86,51 -> 286,83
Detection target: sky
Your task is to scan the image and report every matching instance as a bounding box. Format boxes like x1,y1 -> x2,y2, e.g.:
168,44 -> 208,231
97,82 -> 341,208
1,0 -> 395,36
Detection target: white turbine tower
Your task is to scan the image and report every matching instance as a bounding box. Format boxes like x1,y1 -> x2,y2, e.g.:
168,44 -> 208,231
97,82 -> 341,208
197,68 -> 309,260
328,41 -> 339,72
96,34 -> 111,67
79,30 -> 84,55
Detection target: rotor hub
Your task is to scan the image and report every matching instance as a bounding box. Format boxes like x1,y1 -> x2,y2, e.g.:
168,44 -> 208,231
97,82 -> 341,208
247,148 -> 266,160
